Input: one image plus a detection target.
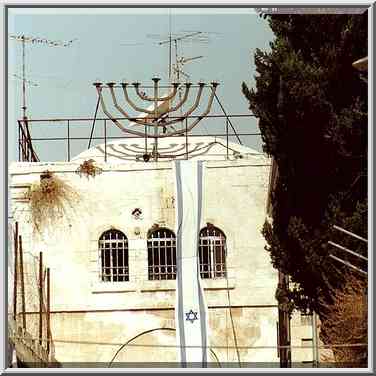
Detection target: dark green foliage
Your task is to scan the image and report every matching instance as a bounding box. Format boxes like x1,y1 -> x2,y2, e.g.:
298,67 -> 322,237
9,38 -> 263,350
243,14 -> 368,315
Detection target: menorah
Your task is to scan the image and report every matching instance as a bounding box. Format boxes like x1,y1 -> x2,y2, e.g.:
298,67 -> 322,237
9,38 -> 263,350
93,78 -> 219,161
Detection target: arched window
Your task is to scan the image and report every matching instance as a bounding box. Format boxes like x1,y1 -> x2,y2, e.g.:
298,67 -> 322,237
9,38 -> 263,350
147,228 -> 176,280
199,225 -> 227,279
99,229 -> 129,282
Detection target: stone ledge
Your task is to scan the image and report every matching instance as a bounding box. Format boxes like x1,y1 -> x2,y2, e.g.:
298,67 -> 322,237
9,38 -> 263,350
139,277 -> 236,292
202,277 -> 235,290
89,277 -> 236,294
140,279 -> 176,292
91,281 -> 137,294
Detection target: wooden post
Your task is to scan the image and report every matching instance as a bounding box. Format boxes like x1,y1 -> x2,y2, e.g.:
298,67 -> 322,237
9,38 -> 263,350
39,252 -> 43,346
46,268 -> 51,355
18,235 -> 26,329
13,222 -> 18,321
312,311 -> 319,367
277,271 -> 291,368
185,117 -> 188,159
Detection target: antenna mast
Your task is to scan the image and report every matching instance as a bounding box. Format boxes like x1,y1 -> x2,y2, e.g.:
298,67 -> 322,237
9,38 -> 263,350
9,34 -> 77,120
158,31 -> 204,82
21,36 -> 26,119
168,10 -> 172,81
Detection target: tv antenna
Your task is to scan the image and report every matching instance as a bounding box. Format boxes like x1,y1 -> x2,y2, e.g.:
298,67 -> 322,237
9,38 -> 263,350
9,34 -> 77,120
172,55 -> 204,82
11,74 -> 39,87
155,31 -> 209,81
119,30 -> 220,80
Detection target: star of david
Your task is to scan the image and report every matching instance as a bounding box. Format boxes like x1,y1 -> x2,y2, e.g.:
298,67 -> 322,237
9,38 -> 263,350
185,309 -> 198,323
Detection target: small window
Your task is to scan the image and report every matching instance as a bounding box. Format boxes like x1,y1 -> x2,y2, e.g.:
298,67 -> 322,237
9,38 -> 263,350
147,228 -> 176,280
199,225 -> 227,279
99,229 -> 129,282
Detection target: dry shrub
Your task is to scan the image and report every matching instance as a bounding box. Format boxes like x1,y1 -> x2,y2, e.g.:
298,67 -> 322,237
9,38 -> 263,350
28,171 -> 80,233
320,273 -> 367,367
76,159 -> 102,178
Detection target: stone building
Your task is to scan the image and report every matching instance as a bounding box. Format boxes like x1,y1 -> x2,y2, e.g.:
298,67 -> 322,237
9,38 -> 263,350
10,136 -> 276,365
9,135 -> 317,367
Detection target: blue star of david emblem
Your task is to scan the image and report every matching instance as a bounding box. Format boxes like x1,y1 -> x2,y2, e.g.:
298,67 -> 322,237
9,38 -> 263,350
185,309 -> 198,323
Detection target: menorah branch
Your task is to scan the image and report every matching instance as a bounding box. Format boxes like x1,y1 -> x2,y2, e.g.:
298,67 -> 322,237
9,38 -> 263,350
93,79 -> 219,151
123,82 -> 171,116
160,84 -> 191,114
106,84 -> 171,129
96,85 -> 153,138
105,83 -> 199,129
159,84 -> 218,137
150,83 -> 204,128
107,85 -> 154,125
134,82 -> 179,102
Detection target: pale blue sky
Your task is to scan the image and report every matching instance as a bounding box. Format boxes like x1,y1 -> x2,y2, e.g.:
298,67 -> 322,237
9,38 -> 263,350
8,8 -> 274,162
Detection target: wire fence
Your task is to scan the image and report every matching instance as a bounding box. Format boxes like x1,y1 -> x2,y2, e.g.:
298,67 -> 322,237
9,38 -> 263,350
10,222 -> 55,361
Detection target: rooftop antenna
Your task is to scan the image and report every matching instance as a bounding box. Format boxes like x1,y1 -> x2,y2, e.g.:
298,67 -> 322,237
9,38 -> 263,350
158,31 -> 205,83
9,34 -> 77,120
120,27 -> 218,81
145,28 -> 213,80
168,9 -> 172,80
171,55 -> 204,122
156,28 -> 208,124
11,74 -> 39,87
173,55 -> 204,82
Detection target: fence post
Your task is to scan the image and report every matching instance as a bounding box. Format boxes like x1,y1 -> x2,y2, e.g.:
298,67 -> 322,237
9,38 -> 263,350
19,235 -> 26,329
39,252 -> 43,346
47,268 -> 51,356
13,222 -> 19,321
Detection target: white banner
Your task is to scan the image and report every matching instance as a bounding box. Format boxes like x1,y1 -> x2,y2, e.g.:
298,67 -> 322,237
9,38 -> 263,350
174,160 -> 209,367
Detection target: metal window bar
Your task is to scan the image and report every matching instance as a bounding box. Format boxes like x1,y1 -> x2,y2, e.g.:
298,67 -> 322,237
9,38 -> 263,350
98,230 -> 129,282
199,227 -> 226,279
147,229 -> 176,280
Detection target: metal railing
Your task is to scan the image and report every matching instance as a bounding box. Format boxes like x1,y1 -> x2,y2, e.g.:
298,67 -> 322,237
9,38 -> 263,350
17,113 -> 260,163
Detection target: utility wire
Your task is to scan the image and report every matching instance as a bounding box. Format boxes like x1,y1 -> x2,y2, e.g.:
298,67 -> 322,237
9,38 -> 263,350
9,335 -> 368,350
225,243 -> 241,367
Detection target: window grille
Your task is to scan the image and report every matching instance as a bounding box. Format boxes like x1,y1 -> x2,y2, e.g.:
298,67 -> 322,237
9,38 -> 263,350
147,228 -> 176,280
199,226 -> 227,279
99,229 -> 129,282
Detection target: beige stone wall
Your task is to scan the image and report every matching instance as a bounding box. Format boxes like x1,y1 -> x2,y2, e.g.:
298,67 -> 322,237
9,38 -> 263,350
24,307 -> 279,365
10,140 -> 283,365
